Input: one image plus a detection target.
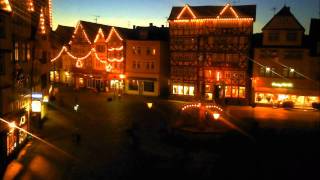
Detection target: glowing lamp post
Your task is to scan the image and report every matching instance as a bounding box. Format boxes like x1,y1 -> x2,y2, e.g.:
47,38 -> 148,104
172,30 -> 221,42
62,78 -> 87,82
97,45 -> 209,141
213,112 -> 220,120
147,102 -> 153,109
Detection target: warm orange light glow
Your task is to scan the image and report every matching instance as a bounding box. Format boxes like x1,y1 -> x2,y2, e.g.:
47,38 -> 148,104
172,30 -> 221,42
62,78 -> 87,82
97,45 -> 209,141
27,0 -> 34,12
48,0 -> 53,27
0,0 -> 12,12
39,8 -> 46,34
105,64 -> 112,72
31,100 -> 42,113
94,28 -> 105,43
119,74 -> 126,79
69,22 -> 92,45
172,18 -> 253,23
75,59 -> 83,68
177,4 -> 197,19
147,103 -> 153,109
216,71 -> 221,81
217,3 -> 239,19
213,113 -> 220,120
106,27 -> 123,42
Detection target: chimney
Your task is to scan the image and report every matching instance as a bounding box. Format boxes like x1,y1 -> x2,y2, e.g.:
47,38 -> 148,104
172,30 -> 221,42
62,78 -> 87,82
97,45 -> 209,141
161,25 -> 164,28
133,25 -> 136,29
149,23 -> 153,27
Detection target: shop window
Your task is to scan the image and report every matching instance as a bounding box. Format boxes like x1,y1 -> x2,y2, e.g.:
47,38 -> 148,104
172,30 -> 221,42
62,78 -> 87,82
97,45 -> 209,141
50,71 -> 54,82
225,86 -> 231,97
144,81 -> 154,92
231,86 -> 238,97
172,84 -> 194,96
239,87 -> 246,98
128,80 -> 138,90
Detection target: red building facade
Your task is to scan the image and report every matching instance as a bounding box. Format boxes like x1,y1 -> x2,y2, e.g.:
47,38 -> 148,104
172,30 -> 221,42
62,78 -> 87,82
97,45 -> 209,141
168,3 -> 256,104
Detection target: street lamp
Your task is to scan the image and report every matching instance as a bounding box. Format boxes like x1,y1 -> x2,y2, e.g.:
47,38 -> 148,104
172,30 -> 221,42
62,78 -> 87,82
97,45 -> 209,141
212,112 -> 220,120
147,102 -> 153,109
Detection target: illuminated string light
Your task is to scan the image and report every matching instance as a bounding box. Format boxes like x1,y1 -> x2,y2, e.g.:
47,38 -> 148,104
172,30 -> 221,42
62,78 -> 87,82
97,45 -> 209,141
27,0 -> 34,12
217,3 -> 238,18
105,64 -> 113,72
50,46 -> 67,62
94,28 -> 105,43
48,0 -> 53,28
0,0 -> 12,12
108,46 -> 123,51
108,57 -> 124,62
106,27 -> 123,42
172,18 -> 253,23
69,22 -> 92,45
177,4 -> 196,19
39,8 -> 46,34
75,59 -> 83,68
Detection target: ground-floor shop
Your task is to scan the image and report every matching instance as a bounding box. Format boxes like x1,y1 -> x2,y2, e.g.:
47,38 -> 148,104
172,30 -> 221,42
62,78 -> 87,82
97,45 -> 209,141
170,80 -> 249,104
255,92 -> 319,108
125,78 -> 159,96
0,112 -> 30,170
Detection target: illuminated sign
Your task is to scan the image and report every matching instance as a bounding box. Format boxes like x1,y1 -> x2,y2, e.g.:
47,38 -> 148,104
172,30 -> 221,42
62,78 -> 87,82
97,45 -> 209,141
20,116 -> 26,126
32,93 -> 43,99
31,100 -> 42,112
271,82 -> 293,88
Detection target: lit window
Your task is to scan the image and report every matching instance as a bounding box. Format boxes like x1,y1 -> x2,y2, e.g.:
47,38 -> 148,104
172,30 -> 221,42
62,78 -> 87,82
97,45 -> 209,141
225,86 -> 231,97
239,87 -> 245,98
27,43 -> 31,61
15,42 -> 19,61
152,49 -> 156,55
231,86 -> 238,97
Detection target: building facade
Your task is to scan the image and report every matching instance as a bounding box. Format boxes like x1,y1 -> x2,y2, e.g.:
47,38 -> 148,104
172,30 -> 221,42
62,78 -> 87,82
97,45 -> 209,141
0,0 -> 51,169
253,7 -> 320,108
50,21 -> 134,94
168,3 -> 256,104
125,25 -> 169,96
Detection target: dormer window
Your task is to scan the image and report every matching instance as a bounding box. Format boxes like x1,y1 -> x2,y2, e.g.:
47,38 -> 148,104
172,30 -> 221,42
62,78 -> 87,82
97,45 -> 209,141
287,32 -> 297,41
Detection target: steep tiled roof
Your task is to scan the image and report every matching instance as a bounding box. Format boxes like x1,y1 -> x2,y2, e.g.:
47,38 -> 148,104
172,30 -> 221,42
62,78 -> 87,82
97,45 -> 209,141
262,6 -> 304,30
79,21 -> 136,42
168,5 -> 256,20
51,25 -> 74,47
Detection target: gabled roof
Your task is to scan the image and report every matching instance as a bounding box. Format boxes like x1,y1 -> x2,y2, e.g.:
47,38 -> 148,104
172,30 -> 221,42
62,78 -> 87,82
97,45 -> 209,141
79,21 -> 135,42
168,4 -> 256,20
51,25 -> 74,47
262,6 -> 304,31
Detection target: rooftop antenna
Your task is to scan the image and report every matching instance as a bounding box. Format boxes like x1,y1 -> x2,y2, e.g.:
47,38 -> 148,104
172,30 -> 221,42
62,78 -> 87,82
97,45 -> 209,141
93,15 -> 100,24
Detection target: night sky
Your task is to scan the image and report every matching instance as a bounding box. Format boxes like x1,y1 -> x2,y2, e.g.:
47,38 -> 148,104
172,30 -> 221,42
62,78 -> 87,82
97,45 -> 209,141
52,0 -> 319,33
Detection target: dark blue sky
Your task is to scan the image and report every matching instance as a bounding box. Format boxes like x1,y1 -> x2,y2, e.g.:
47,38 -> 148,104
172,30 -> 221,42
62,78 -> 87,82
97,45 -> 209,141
53,0 -> 319,33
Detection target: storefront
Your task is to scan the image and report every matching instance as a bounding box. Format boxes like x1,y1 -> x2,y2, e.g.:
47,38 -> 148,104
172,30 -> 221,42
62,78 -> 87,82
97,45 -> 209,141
254,81 -> 320,108
126,78 -> 158,96
255,92 -> 319,107
172,83 -> 195,96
